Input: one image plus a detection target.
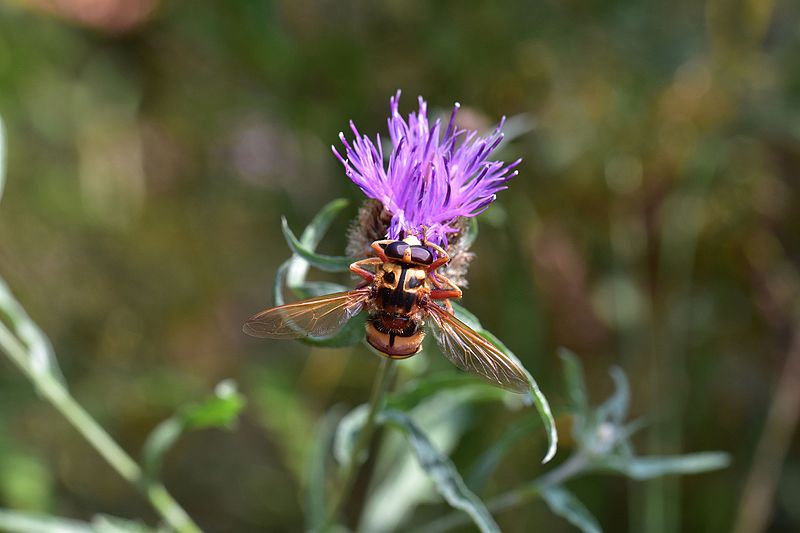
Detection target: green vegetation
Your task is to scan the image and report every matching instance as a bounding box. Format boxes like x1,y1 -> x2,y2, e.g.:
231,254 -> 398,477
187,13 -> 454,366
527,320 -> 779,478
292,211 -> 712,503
1,1 -> 799,531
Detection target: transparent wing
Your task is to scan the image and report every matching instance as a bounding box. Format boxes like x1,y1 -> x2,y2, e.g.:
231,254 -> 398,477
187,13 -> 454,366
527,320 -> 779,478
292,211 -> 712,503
424,303 -> 531,393
243,289 -> 371,339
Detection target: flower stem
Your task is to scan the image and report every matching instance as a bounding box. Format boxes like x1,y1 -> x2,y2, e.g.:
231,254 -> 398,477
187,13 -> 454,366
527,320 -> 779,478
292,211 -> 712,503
325,357 -> 395,528
0,321 -> 202,533
417,453 -> 589,533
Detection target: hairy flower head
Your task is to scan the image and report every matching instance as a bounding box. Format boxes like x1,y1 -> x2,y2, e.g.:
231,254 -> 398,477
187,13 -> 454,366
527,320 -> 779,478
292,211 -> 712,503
333,91 -> 520,248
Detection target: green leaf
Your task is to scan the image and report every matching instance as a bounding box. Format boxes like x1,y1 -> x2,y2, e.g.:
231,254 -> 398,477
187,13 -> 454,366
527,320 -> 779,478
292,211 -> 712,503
479,329 -> 558,463
181,380 -> 246,429
381,410 -> 500,533
91,515 -> 165,533
596,366 -> 630,424
450,301 -> 482,331
142,381 -> 245,481
0,279 -> 65,384
559,349 -> 589,418
281,217 -> 353,273
0,509 -> 91,533
305,407 -> 345,532
286,198 -> 350,286
594,452 -> 730,480
333,404 -> 370,469
541,486 -> 602,533
449,302 -> 558,463
299,198 -> 349,249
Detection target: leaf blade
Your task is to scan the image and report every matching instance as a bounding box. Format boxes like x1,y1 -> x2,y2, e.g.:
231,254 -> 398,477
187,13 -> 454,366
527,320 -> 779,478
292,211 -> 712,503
541,486 -> 602,533
594,452 -> 730,480
141,381 -> 245,481
381,409 -> 501,533
0,279 -> 65,384
479,329 -> 558,463
281,217 -> 353,273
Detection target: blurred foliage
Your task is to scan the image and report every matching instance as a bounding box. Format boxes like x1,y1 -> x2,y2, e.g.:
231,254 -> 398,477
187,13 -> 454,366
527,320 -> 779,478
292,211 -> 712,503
1,0 -> 800,532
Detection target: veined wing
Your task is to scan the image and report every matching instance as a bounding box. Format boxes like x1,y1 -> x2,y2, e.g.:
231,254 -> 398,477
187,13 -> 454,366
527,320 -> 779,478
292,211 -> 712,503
243,288 -> 371,339
424,303 -> 531,393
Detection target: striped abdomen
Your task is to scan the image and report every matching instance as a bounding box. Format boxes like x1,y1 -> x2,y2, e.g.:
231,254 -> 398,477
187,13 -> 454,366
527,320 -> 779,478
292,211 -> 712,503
365,263 -> 429,358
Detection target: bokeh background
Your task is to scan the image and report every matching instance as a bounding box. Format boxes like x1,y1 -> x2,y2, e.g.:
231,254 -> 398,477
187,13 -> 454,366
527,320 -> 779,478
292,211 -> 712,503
1,1 -> 800,532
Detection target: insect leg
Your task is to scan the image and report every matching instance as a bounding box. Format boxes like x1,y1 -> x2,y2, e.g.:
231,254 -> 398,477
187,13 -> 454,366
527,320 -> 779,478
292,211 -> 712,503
349,257 -> 382,282
429,272 -> 462,315
424,239 -> 451,270
370,240 -> 393,262
430,272 -> 463,298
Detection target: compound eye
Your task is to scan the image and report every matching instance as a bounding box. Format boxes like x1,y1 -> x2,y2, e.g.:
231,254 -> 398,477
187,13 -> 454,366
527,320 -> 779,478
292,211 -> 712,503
385,241 -> 409,259
410,246 -> 433,265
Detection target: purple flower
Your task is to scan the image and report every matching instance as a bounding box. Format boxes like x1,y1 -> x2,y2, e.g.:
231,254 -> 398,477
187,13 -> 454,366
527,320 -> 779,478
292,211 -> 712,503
332,91 -> 520,247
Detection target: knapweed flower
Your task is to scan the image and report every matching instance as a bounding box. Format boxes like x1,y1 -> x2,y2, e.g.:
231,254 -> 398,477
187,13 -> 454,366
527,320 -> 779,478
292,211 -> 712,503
333,91 -> 520,249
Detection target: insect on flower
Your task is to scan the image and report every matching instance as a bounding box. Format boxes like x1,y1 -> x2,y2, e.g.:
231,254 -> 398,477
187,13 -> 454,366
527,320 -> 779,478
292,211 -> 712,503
244,92 -> 531,393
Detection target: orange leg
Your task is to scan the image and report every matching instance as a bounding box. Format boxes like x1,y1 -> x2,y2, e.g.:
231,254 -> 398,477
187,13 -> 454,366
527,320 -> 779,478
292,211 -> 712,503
349,258 -> 382,282
429,272 -> 462,315
430,272 -> 463,298
424,239 -> 451,271
430,289 -> 462,300
370,240 -> 394,262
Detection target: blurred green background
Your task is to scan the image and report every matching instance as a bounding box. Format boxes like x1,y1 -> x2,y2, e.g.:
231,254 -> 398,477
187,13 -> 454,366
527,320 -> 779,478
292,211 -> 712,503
1,0 -> 799,532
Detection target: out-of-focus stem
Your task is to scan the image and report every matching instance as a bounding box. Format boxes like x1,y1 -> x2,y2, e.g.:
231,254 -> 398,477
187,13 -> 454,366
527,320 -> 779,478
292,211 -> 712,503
0,321 -> 202,533
733,324 -> 800,533
324,357 -> 394,528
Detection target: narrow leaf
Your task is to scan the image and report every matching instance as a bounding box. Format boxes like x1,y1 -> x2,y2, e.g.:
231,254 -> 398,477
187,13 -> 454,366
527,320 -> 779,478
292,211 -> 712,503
142,381 -> 245,481
299,198 -> 349,249
596,366 -> 630,424
0,279 -> 64,384
305,407 -> 345,532
595,452 -> 730,480
91,515 -> 164,533
381,410 -> 501,533
559,349 -> 589,417
450,301 -> 482,331
281,217 -> 353,273
541,486 -> 602,533
333,404 -> 369,468
480,329 -> 558,463
181,380 -> 246,429
0,509 -> 92,533
448,302 -> 558,463
287,198 -> 350,286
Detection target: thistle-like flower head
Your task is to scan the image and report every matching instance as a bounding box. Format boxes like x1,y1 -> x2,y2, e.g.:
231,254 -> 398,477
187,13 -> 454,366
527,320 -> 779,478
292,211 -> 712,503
333,91 -> 520,247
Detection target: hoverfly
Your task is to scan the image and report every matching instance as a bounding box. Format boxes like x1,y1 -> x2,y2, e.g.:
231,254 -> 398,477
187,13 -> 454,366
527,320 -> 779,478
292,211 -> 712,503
243,236 -> 531,393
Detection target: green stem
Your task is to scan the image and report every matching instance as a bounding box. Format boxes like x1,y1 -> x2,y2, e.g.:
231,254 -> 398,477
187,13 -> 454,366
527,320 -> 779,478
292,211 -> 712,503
0,321 -> 202,533
417,453 -> 589,533
324,357 -> 395,528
